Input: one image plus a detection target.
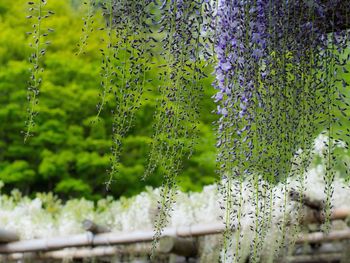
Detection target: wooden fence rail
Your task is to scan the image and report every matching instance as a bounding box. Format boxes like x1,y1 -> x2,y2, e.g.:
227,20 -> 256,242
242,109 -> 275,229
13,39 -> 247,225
0,207 -> 349,254
0,203 -> 349,261
0,222 -> 224,254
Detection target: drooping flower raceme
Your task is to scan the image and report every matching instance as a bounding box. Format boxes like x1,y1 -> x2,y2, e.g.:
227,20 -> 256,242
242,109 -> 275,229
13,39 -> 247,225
24,0 -> 54,142
144,0 -> 213,246
214,0 -> 350,262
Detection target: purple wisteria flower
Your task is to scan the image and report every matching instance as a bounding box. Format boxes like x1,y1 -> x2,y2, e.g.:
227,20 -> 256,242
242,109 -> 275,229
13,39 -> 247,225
214,1 -> 350,259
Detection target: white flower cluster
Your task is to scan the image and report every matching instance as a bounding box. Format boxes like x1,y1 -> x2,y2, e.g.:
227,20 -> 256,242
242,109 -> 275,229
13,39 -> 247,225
0,186 -> 222,240
0,134 -> 348,262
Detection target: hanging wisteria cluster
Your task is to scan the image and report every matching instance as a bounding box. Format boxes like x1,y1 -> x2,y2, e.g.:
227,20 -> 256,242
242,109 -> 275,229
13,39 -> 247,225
143,0 -> 212,243
95,0 -> 153,188
61,0 -> 206,233
24,0 -> 53,142
76,0 -> 95,56
73,0 -> 212,241
214,0 -> 350,261
23,0 -> 350,262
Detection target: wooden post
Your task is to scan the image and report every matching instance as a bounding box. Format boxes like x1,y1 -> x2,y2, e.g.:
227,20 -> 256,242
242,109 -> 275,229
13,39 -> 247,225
158,236 -> 197,258
0,229 -> 19,243
289,190 -> 323,210
302,208 -> 350,224
82,219 -> 110,234
289,190 -> 350,224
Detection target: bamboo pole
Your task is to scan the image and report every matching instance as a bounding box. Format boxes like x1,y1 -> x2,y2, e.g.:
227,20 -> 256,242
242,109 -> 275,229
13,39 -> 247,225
1,245 -> 152,261
0,204 -> 348,255
302,207 -> 350,224
1,214 -> 350,254
296,229 -> 350,244
47,246 -> 118,258
285,253 -> 342,263
2,241 -> 197,261
0,232 -> 95,253
0,222 -> 225,254
2,239 -> 345,261
1,240 -> 197,260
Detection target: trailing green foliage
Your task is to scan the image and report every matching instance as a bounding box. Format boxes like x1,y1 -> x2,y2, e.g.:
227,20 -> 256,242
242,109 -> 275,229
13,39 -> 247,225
76,0 -> 95,56
24,0 -> 54,142
141,0 -> 214,245
214,1 -> 350,262
0,0 -> 217,200
98,0 -> 153,188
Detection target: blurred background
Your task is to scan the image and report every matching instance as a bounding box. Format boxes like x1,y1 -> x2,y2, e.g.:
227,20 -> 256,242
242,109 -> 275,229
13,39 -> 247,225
0,0 -> 218,201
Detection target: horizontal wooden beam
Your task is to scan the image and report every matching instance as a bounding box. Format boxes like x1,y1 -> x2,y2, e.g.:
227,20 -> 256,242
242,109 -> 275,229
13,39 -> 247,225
0,222 -> 224,254
296,229 -> 350,244
0,209 -> 349,254
302,208 -> 350,224
0,245 -> 152,261
286,252 -> 342,263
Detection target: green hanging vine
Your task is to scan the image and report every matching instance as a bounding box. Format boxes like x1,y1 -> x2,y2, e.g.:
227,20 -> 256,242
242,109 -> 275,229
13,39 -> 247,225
76,0 -> 95,56
214,0 -> 350,262
94,0 -> 153,188
24,0 -> 53,142
94,0 -> 116,122
145,0 -> 212,249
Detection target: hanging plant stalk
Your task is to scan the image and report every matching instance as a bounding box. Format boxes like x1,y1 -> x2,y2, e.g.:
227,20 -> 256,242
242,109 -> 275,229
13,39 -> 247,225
76,0 -> 95,56
94,0 -> 117,123
145,0 -> 212,250
101,0 -> 153,188
214,0 -> 350,262
24,0 -> 53,142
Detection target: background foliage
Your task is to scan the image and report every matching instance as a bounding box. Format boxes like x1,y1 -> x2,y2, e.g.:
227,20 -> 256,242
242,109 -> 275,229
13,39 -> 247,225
0,0 -> 217,200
